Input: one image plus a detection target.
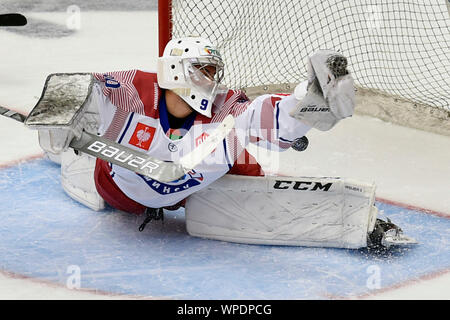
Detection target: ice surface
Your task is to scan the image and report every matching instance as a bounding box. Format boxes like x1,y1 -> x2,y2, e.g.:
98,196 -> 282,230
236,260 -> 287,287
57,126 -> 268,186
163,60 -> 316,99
0,7 -> 449,299
0,161 -> 448,299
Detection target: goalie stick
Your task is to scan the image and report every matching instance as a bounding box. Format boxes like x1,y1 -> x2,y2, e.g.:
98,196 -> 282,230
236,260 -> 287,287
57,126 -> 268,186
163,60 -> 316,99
0,13 -> 27,27
0,105 -> 235,183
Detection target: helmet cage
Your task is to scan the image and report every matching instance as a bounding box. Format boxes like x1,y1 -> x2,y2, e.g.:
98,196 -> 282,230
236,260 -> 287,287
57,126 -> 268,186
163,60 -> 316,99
183,57 -> 225,103
157,37 -> 228,117
189,57 -> 225,84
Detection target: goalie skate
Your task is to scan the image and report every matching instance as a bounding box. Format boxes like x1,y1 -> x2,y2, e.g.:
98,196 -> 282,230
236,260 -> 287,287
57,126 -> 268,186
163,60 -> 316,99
367,218 -> 418,249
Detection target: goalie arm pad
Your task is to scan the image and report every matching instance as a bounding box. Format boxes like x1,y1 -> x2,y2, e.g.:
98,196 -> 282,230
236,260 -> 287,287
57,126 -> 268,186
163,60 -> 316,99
289,50 -> 356,131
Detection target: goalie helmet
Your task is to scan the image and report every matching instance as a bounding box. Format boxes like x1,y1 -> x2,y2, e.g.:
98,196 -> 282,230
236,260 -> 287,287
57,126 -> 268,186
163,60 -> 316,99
157,36 -> 227,118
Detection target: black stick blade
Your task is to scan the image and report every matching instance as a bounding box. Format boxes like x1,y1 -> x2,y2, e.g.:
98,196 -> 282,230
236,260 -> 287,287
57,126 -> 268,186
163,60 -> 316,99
0,13 -> 27,27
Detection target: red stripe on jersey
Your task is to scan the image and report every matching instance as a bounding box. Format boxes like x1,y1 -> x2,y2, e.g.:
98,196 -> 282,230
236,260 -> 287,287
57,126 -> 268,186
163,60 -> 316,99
271,96 -> 282,107
132,71 -> 161,119
191,90 -> 250,125
103,108 -> 130,141
94,70 -> 146,114
259,96 -> 292,149
212,90 -> 250,123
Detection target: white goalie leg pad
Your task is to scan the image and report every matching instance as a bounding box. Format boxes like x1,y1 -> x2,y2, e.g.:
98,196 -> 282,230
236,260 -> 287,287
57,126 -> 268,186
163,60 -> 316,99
43,151 -> 61,165
185,175 -> 377,249
60,149 -> 105,211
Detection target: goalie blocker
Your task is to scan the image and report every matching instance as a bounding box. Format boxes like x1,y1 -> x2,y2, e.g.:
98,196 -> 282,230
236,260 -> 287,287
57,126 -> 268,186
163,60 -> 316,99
185,175 -> 378,249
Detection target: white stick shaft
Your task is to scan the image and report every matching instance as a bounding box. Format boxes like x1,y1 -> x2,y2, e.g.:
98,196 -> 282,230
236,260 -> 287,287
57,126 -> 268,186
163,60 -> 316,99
179,114 -> 235,170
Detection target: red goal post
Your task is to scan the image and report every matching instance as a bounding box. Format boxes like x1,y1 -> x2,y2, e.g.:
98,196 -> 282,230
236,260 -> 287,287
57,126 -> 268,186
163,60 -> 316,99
158,0 -> 172,57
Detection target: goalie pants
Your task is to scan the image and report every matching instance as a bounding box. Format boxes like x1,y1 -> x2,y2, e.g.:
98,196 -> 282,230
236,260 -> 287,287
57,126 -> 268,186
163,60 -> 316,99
94,159 -> 148,215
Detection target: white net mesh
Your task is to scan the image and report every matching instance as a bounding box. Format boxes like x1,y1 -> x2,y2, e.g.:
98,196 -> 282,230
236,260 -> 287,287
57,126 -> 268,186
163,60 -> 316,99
170,0 -> 450,110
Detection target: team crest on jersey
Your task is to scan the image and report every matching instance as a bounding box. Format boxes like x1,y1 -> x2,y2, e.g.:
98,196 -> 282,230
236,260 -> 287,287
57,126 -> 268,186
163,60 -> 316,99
168,142 -> 178,152
128,123 -> 156,150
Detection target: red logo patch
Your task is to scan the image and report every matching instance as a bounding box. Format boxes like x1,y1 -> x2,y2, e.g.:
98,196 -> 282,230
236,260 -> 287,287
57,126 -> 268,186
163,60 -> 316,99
195,132 -> 216,153
195,132 -> 209,147
129,123 -> 156,150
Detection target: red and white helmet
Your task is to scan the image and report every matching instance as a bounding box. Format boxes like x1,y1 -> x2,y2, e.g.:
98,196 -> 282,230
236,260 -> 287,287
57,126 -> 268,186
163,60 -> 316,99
157,36 -> 227,118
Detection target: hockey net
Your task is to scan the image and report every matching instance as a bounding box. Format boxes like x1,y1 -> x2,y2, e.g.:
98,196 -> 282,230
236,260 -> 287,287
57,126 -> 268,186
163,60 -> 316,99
160,0 -> 450,135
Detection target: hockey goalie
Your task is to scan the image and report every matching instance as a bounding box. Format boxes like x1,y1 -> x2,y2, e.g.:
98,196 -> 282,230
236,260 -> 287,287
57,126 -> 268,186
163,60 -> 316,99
36,36 -> 416,249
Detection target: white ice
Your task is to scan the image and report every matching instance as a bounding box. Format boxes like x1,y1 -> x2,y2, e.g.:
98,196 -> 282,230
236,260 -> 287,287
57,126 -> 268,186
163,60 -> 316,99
0,11 -> 449,299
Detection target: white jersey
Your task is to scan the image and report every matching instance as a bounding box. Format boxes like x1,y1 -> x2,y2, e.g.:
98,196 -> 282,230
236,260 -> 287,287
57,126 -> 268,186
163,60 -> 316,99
93,70 -> 311,208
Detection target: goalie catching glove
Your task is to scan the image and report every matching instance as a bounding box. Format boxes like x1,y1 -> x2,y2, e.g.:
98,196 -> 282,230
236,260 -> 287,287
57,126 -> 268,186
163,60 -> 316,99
290,50 -> 355,131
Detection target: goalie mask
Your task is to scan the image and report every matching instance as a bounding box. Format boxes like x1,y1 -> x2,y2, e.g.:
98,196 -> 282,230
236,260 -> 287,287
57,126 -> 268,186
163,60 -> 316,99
157,37 -> 227,118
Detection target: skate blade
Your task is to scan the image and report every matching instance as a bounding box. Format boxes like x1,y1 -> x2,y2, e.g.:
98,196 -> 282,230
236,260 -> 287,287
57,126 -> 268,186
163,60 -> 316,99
382,233 -> 418,248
